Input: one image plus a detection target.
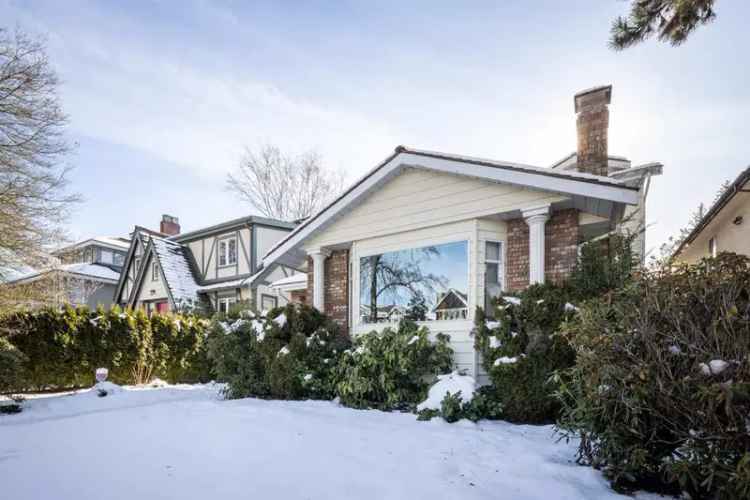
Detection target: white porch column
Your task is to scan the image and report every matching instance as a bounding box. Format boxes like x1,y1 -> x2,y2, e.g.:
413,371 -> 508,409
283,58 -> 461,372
522,205 -> 550,285
309,249 -> 330,311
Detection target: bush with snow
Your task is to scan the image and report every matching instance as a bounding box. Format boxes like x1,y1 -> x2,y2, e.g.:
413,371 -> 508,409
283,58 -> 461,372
335,320 -> 453,410
557,253 -> 750,499
207,303 -> 349,400
474,283 -> 576,424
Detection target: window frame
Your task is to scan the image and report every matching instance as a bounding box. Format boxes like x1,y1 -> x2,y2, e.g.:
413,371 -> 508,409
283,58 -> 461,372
218,236 -> 238,267
152,262 -> 160,282
217,296 -> 236,314
260,293 -> 278,312
483,239 -> 506,317
355,238 -> 471,327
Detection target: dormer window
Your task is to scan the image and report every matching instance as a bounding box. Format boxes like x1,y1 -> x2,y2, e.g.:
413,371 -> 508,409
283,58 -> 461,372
219,237 -> 237,267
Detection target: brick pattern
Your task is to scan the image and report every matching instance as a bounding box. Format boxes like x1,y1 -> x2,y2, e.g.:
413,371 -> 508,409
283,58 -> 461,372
306,250 -> 349,333
576,102 -> 609,176
506,218 -> 530,291
506,209 -> 580,291
545,209 -> 580,285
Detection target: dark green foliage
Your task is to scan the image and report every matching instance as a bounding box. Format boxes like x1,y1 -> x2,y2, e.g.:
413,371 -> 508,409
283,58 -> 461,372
610,0 -> 716,50
567,233 -> 637,302
474,283 -> 577,423
335,319 -> 454,410
556,253 -> 750,499
207,303 -> 349,400
0,305 -> 211,391
0,336 -> 27,394
416,386 -> 504,423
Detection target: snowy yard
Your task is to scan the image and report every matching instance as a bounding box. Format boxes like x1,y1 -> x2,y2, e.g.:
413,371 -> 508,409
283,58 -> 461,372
0,384 -> 665,500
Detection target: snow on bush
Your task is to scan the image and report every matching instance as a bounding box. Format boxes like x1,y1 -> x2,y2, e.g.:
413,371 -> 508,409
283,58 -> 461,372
417,371 -> 476,412
698,359 -> 729,376
493,356 -> 518,366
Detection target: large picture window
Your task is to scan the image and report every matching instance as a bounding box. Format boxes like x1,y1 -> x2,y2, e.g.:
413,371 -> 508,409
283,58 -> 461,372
359,240 -> 468,324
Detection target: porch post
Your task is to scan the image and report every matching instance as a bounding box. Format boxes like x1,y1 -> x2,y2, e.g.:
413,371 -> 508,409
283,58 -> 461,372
309,249 -> 329,311
523,205 -> 550,285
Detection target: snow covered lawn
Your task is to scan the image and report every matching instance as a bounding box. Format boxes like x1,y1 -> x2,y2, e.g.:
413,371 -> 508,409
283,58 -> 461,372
0,384 -> 664,500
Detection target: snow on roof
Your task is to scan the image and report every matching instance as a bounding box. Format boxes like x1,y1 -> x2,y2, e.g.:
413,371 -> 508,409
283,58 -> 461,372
269,273 -> 306,289
151,237 -> 201,305
54,236 -> 131,254
196,278 -> 248,293
7,262 -> 120,284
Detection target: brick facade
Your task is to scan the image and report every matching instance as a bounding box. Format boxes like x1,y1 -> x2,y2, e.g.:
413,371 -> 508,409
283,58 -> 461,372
506,209 -> 580,291
575,86 -> 611,176
306,249 -> 349,333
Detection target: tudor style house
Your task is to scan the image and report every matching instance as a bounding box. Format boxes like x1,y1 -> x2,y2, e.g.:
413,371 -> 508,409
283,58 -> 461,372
114,214 -> 299,314
673,165 -> 750,263
254,85 -> 662,382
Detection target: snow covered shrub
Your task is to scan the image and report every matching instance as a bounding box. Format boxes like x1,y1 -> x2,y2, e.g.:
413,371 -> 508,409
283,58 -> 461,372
207,303 -> 349,400
334,320 -> 454,410
556,253 -> 750,499
474,284 -> 576,424
0,337 -> 27,394
415,371 -> 503,423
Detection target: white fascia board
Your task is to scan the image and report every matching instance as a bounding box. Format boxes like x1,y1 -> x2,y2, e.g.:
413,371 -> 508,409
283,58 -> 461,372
398,153 -> 640,205
261,151 -> 639,269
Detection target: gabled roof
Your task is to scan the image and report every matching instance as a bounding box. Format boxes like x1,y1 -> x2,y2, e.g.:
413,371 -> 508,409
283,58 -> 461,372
128,235 -> 201,307
113,230 -> 149,304
255,146 -> 642,277
7,263 -> 120,285
52,236 -> 131,255
432,289 -> 468,312
673,165 -> 750,257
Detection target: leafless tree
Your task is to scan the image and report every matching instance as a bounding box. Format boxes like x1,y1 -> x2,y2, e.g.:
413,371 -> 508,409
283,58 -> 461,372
0,27 -> 78,284
226,143 -> 344,221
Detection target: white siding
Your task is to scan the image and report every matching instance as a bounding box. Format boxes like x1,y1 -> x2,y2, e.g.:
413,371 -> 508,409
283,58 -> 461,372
257,227 -> 292,267
185,227 -> 253,281
135,253 -> 169,304
307,167 -> 565,249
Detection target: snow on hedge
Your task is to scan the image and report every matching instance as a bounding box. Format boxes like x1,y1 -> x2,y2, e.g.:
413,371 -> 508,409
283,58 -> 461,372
417,371 -> 476,412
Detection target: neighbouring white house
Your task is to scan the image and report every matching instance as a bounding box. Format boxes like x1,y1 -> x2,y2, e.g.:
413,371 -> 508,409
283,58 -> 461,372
114,214 -> 301,314
673,165 -> 750,263
3,236 -> 130,309
256,85 -> 662,382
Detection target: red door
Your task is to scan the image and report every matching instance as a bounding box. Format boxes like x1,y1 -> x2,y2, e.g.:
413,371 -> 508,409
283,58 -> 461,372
155,301 -> 169,314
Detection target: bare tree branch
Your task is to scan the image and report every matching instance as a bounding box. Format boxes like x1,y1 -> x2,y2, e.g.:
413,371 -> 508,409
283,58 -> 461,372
226,143 -> 344,221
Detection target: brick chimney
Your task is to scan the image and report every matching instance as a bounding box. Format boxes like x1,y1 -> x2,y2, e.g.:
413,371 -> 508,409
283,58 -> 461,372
160,214 -> 180,236
574,85 -> 612,176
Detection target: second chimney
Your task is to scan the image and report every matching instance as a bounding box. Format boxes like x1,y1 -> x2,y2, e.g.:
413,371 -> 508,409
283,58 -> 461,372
574,85 -> 612,177
160,214 -> 180,236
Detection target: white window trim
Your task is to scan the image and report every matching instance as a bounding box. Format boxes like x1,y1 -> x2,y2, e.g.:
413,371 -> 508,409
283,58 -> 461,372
217,296 -> 237,314
484,239 -> 506,292
152,262 -> 159,282
352,236 -> 473,332
218,237 -> 238,267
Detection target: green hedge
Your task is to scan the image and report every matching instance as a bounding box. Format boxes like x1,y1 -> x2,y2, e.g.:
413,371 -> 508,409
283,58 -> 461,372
556,253 -> 750,499
474,283 -> 577,423
207,302 -> 350,400
335,319 -> 454,410
0,305 -> 211,391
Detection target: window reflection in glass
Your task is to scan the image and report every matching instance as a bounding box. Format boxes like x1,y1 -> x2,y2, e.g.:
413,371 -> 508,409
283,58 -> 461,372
359,241 -> 468,324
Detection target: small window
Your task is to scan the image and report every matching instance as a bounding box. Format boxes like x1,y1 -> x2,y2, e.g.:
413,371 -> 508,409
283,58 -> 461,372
219,237 -> 237,267
152,262 -> 160,281
113,253 -> 125,267
217,297 -> 236,314
484,241 -> 504,315
261,294 -> 278,312
708,237 -> 717,258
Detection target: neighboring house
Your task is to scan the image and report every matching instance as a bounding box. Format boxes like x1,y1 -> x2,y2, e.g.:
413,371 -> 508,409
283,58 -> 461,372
673,166 -> 750,263
4,236 -> 130,309
114,215 -> 299,314
253,85 -> 662,382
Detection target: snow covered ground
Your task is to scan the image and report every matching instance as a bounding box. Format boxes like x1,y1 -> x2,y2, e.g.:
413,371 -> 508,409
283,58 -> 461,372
0,384 -> 667,500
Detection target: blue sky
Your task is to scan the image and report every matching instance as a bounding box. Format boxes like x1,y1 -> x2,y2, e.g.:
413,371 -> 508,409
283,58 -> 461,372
2,0 -> 748,253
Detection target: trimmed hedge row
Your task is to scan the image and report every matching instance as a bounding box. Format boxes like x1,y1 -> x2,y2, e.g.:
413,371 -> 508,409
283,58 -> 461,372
0,305 -> 211,391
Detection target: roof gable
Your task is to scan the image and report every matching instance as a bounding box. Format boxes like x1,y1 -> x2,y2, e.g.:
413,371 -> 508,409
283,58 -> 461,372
258,146 -> 641,272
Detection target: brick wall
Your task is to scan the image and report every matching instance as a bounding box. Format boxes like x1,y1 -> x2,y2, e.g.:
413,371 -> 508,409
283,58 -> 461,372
306,250 -> 349,333
289,290 -> 307,305
506,209 -> 579,291
545,209 -> 579,285
506,218 -> 530,291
